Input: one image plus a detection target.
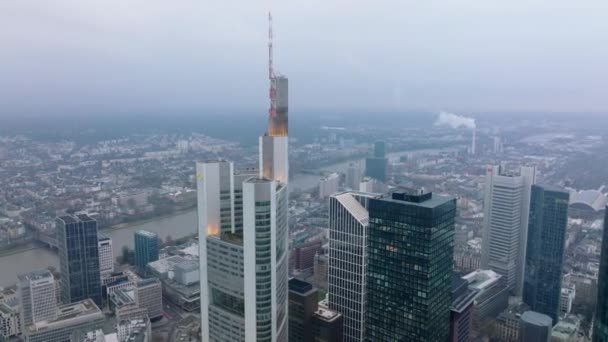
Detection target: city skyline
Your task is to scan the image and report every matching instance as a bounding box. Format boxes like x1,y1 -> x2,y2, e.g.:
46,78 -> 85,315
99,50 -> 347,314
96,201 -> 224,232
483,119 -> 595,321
0,4 -> 606,342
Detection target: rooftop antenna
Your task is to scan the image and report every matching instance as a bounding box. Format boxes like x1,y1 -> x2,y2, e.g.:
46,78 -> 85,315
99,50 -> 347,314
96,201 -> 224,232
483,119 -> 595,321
268,12 -> 277,121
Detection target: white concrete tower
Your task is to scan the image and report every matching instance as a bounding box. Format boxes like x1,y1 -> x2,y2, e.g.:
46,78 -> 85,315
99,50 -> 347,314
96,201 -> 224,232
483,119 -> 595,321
243,178 -> 289,341
481,164 -> 536,296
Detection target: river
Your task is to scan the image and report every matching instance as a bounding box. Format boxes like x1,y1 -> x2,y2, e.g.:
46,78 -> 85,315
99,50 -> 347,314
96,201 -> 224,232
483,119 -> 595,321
0,148 -> 450,287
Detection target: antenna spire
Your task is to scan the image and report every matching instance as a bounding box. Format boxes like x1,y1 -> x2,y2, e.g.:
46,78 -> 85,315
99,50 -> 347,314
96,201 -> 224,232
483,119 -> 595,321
268,12 -> 277,123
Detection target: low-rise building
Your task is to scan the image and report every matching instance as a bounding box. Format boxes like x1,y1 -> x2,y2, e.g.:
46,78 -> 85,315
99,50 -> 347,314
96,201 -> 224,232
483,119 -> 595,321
551,315 -> 582,342
491,302 -> 530,342
136,278 -> 162,321
22,299 -> 104,342
560,286 -> 576,317
0,299 -> 21,340
463,269 -> 509,332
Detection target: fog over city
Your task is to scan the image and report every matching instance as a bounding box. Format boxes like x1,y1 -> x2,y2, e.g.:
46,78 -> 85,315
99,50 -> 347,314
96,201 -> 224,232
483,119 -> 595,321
1,0 -> 608,116
1,2 -> 608,342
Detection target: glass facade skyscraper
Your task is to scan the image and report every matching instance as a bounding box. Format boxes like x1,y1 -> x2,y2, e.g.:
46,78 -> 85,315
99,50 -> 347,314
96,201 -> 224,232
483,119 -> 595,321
523,184 -> 569,324
134,230 -> 160,273
593,207 -> 608,342
56,214 -> 102,306
365,189 -> 456,342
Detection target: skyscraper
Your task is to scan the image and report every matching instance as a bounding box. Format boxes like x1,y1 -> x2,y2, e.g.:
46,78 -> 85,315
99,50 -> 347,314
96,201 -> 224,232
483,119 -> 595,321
365,141 -> 388,182
18,270 -> 57,328
288,279 -> 318,342
56,214 -> 102,306
593,207 -> 608,342
198,13 -> 290,342
365,189 -> 456,341
481,165 -> 536,295
328,191 -> 374,342
98,233 -> 113,280
198,165 -> 289,341
523,184 -> 569,324
345,162 -> 363,190
134,230 -> 160,273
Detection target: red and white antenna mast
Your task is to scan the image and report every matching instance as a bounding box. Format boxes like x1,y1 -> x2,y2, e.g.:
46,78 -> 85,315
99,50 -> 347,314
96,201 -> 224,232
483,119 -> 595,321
268,12 -> 277,120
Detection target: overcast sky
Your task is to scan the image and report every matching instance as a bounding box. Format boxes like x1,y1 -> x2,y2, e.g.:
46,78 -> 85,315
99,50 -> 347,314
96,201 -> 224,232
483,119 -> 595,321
1,0 -> 607,117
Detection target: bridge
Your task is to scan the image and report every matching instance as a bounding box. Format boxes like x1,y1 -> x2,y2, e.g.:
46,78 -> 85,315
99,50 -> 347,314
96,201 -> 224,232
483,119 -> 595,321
34,233 -> 59,250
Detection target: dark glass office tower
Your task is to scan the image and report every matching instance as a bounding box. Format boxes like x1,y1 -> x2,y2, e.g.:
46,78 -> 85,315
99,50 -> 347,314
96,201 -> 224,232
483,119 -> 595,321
365,189 -> 456,342
134,230 -> 160,273
365,142 -> 388,182
593,207 -> 608,342
56,214 -> 102,306
523,184 -> 569,324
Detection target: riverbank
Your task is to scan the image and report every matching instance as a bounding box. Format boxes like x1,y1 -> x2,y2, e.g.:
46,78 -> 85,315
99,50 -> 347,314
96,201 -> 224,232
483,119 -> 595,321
0,241 -> 43,258
101,206 -> 197,232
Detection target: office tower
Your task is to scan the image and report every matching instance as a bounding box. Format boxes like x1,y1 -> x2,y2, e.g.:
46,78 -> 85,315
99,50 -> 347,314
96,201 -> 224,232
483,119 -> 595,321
134,230 -> 159,273
523,184 -> 569,324
56,214 -> 102,306
593,207 -> 608,342
318,173 -> 340,199
243,177 -> 289,341
365,141 -> 388,182
481,165 -> 536,295
22,299 -> 103,342
98,233 -> 113,280
449,275 -> 478,342
294,242 -> 322,272
462,270 -> 509,332
198,14 -> 289,342
373,141 -> 386,158
559,286 -> 575,317
312,307 -> 343,342
328,191 -> 375,342
519,311 -> 552,342
345,162 -> 362,190
234,168 -> 259,232
288,279 -> 318,342
198,168 -> 289,341
313,246 -> 329,290
135,278 -> 163,321
365,189 -> 456,342
18,270 -> 57,328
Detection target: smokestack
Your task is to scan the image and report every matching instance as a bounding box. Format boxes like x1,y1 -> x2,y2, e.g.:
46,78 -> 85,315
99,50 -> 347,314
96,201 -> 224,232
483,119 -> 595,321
471,127 -> 476,155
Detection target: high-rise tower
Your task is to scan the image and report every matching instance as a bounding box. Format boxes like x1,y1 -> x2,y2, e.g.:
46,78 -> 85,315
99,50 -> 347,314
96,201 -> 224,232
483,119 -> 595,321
523,184 -> 569,324
260,12 -> 288,183
134,230 -> 160,274
328,191 -> 374,342
481,165 -> 536,295
56,214 -> 102,306
593,207 -> 608,342
18,270 -> 57,328
365,189 -> 456,341
198,13 -> 289,341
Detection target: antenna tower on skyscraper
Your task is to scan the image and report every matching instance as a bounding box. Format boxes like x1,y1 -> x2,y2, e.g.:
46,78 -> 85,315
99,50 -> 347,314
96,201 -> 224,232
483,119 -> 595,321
268,12 -> 277,121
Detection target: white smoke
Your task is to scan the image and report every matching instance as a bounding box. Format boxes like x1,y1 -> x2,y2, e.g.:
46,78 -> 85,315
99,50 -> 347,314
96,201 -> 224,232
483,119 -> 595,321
434,111 -> 476,129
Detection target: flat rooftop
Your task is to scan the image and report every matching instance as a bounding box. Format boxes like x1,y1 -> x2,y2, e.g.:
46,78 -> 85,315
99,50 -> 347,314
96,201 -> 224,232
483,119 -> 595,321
136,230 -> 158,238
376,187 -> 455,208
29,299 -> 102,332
18,269 -> 53,282
314,308 -> 341,322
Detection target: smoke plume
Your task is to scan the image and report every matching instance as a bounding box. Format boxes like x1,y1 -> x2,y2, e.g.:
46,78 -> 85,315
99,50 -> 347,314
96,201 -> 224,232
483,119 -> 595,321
434,111 -> 476,129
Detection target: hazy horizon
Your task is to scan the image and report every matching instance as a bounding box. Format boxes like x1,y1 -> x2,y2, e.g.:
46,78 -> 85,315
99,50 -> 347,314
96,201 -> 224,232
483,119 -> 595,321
1,0 -> 608,117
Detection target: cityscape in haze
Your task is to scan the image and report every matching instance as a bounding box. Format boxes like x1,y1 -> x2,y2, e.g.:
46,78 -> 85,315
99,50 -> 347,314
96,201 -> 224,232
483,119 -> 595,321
1,1 -> 608,342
